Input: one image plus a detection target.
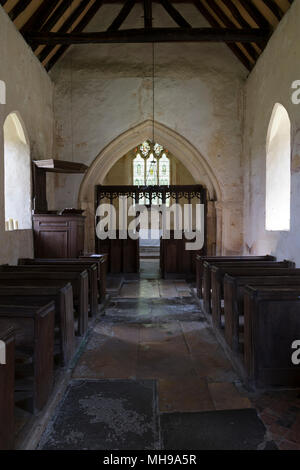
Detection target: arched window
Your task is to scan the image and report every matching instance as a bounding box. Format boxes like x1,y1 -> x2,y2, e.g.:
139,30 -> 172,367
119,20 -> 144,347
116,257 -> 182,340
0,80 -> 5,104
4,112 -> 32,230
133,141 -> 170,205
133,140 -> 170,186
265,103 -> 291,231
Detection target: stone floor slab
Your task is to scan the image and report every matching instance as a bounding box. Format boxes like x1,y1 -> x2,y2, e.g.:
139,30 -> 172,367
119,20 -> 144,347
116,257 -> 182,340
40,380 -> 159,450
161,409 -> 277,450
158,377 -> 215,413
208,382 -> 252,410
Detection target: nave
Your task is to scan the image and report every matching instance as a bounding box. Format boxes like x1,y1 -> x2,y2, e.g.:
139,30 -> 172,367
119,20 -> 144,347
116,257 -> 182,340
35,264 -> 300,451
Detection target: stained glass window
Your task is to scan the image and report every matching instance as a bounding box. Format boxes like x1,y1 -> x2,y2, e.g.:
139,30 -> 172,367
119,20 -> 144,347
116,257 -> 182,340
158,152 -> 170,186
133,153 -> 145,186
133,141 -> 170,204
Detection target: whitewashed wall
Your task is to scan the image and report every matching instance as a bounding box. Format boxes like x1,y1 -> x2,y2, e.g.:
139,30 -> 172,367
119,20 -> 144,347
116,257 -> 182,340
50,2 -> 247,254
0,7 -> 53,264
243,1 -> 300,265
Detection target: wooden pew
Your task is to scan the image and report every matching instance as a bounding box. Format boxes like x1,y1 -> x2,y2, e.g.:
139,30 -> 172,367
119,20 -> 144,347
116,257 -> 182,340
203,260 -> 294,317
202,259 -> 279,312
79,254 -> 108,301
196,255 -> 275,298
224,273 -> 300,352
0,272 -> 88,336
209,262 -> 295,328
0,327 -> 15,450
244,286 -> 300,388
0,283 -> 75,366
0,302 -> 55,413
3,263 -> 98,317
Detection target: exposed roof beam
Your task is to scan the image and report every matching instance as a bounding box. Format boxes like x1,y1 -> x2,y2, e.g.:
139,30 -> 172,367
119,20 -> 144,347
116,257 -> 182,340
107,0 -> 136,31
193,0 -> 252,70
143,0 -> 152,29
261,0 -> 283,21
38,0 -> 91,62
45,0 -> 104,71
27,28 -> 270,45
40,0 -> 72,32
7,0 -> 31,21
238,0 -> 271,29
208,0 -> 259,62
21,0 -> 61,33
159,0 -> 191,28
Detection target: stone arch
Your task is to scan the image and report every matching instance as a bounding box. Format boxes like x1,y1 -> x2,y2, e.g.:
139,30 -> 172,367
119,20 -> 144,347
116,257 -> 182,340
78,120 -> 223,252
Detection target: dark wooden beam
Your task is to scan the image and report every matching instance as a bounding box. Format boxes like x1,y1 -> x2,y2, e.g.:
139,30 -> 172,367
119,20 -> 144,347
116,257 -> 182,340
21,0 -> 61,33
45,1 -> 104,71
7,0 -> 31,21
221,0 -> 254,28
143,0 -> 152,29
193,0 -> 252,70
261,0 -> 283,20
159,0 -> 191,28
27,28 -> 269,45
40,0 -> 72,32
221,0 -> 267,49
107,0 -> 136,31
238,0 -> 271,29
208,0 -> 258,61
38,0 -> 91,62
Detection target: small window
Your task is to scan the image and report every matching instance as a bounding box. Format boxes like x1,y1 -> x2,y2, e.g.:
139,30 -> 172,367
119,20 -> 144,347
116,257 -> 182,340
265,103 -> 291,231
0,80 -> 5,104
4,112 -> 32,230
133,141 -> 170,205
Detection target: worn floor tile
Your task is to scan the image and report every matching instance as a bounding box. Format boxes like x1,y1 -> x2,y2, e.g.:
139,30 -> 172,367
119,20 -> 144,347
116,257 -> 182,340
40,380 -> 159,450
158,377 -> 214,413
137,342 -> 195,379
73,334 -> 138,379
161,409 -> 277,450
208,382 -> 252,410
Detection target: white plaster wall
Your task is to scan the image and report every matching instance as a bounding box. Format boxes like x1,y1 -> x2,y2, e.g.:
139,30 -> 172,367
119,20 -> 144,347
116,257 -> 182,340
243,1 -> 300,265
0,7 -> 54,264
50,2 -> 247,254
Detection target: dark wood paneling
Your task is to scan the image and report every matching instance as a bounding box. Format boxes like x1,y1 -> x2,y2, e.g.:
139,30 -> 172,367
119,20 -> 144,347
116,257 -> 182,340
33,215 -> 85,258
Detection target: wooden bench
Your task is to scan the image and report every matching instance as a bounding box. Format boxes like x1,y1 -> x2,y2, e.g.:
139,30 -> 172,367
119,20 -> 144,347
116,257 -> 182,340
203,260 -> 293,317
0,327 -> 15,450
244,286 -> 300,388
196,255 -> 275,298
3,263 -> 97,317
202,259 -> 281,313
0,283 -> 75,366
0,271 -> 88,336
209,262 -> 296,328
224,272 -> 300,352
0,302 -> 55,413
80,254 -> 108,301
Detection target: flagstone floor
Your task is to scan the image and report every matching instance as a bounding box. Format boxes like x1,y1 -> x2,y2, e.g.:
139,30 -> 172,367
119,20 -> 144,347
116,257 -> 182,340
38,268 -> 300,450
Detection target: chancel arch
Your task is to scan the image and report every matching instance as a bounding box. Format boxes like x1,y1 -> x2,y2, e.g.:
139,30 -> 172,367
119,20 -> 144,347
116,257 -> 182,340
78,120 -> 221,254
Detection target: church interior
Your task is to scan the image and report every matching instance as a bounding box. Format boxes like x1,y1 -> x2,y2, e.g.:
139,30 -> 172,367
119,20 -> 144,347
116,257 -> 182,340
0,0 -> 300,452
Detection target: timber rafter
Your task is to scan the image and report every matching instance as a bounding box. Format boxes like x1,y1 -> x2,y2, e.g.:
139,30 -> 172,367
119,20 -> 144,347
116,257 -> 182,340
0,0 -> 294,72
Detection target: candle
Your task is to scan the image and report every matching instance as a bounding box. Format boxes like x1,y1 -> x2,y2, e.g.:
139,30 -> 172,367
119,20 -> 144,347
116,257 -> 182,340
5,221 -> 9,231
14,220 -> 19,230
8,219 -> 14,231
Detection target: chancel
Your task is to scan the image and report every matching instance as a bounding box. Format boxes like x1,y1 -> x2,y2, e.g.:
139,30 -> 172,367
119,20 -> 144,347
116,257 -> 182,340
0,0 -> 300,453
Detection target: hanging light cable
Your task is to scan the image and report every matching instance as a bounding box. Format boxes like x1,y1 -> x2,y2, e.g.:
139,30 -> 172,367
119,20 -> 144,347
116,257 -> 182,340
70,0 -> 74,163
